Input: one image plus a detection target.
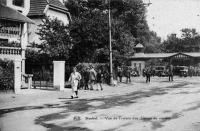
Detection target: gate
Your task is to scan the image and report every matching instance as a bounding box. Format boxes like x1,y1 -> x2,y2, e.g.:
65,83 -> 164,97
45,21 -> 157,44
26,63 -> 54,89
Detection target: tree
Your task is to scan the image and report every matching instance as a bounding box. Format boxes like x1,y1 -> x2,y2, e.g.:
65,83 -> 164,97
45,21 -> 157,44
161,28 -> 200,53
65,0 -> 160,67
37,17 -> 72,60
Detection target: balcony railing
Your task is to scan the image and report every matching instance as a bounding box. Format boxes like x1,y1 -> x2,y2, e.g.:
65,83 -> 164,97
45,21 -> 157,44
0,47 -> 22,55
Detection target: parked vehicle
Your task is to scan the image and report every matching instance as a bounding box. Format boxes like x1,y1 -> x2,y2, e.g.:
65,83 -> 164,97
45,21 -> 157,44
154,66 -> 167,77
174,66 -> 188,77
179,66 -> 188,77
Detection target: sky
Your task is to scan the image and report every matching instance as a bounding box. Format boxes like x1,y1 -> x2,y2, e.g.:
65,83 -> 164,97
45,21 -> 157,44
145,0 -> 200,40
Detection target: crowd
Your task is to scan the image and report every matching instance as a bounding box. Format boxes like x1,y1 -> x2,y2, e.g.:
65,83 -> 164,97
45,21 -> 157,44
143,65 -> 174,83
68,65 -> 104,99
68,64 -> 200,98
188,66 -> 200,77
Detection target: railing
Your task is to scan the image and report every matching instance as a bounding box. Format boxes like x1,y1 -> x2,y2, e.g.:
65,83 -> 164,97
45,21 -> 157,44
0,47 -> 22,55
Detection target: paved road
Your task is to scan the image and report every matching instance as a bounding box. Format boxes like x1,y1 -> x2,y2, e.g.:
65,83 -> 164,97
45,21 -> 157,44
1,77 -> 200,131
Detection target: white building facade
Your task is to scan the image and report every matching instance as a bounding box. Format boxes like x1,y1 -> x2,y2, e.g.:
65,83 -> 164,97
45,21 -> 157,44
0,0 -> 70,93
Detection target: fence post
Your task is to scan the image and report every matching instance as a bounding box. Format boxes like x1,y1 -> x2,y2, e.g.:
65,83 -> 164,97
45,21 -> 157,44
14,60 -> 22,94
53,61 -> 65,91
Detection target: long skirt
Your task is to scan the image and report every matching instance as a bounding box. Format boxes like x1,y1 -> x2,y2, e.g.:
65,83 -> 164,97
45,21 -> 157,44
72,81 -> 78,97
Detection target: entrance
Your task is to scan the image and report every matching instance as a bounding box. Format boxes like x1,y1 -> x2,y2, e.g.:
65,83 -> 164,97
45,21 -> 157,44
26,63 -> 54,89
169,53 -> 193,66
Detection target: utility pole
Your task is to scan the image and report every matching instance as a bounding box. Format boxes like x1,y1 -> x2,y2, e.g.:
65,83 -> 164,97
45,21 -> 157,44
108,0 -> 113,85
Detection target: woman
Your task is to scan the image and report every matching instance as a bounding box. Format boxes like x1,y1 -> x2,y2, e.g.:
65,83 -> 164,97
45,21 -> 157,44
68,67 -> 82,99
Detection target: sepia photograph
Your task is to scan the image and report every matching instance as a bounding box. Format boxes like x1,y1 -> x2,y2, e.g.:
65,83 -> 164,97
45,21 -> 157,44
1,0 -> 200,131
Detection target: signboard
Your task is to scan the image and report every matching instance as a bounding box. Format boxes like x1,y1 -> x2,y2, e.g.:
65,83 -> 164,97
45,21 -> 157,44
0,20 -> 21,38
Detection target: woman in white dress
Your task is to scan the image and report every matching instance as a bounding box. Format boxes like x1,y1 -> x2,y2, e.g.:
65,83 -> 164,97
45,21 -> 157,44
68,67 -> 82,99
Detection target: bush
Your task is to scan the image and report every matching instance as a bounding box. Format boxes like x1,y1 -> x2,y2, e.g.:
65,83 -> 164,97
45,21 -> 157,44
0,59 -> 14,90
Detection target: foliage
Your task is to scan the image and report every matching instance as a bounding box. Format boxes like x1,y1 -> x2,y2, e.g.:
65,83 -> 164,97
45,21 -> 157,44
65,0 -> 161,67
35,0 -> 161,69
0,59 -> 14,90
25,48 -> 52,75
161,28 -> 200,53
37,17 -> 73,60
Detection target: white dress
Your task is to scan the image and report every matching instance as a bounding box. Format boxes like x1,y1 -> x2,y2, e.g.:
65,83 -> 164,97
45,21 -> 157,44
68,72 -> 81,95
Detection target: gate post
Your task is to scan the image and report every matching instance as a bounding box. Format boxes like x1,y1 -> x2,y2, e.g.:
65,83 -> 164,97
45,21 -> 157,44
14,60 -> 22,94
53,61 -> 65,91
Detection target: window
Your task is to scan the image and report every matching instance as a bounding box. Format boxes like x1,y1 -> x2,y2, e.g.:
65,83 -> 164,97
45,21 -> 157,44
0,0 -> 6,5
13,0 -> 24,7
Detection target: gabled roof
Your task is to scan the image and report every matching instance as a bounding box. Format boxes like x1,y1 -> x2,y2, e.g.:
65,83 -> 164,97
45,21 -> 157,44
28,0 -> 68,17
0,4 -> 34,24
134,43 -> 144,48
131,52 -> 200,59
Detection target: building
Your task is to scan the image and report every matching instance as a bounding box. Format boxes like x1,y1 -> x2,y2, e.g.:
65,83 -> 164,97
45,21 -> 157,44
130,43 -> 200,76
0,0 -> 70,93
0,0 -> 34,93
27,0 -> 71,44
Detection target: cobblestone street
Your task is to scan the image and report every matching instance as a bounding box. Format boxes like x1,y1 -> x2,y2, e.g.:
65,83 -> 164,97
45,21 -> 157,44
1,77 -> 200,131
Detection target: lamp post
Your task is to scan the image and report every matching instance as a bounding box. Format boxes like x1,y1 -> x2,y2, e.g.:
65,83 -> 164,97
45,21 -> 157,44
107,0 -> 151,85
108,0 -> 113,85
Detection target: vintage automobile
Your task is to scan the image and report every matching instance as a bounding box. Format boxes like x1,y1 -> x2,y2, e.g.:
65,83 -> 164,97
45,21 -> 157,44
173,66 -> 188,77
154,66 -> 167,77
179,66 -> 188,77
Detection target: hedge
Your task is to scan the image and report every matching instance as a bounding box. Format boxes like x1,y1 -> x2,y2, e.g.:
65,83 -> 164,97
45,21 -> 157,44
0,59 -> 14,90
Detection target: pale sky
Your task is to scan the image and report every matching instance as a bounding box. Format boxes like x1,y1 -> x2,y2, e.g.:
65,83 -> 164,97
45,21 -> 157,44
146,0 -> 200,40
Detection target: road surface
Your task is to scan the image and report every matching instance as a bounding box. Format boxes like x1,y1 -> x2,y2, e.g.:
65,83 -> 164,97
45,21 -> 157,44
0,77 -> 200,131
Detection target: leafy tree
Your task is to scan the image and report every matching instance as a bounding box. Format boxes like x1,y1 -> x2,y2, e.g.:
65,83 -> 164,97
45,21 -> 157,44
65,0 -> 160,67
37,17 -> 72,60
161,28 -> 200,52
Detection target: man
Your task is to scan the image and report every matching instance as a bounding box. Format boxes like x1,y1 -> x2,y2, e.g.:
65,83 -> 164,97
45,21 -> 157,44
118,67 -> 123,82
126,68 -> 131,83
168,64 -> 174,81
96,69 -> 103,90
145,66 -> 151,83
83,68 -> 90,90
89,65 -> 97,90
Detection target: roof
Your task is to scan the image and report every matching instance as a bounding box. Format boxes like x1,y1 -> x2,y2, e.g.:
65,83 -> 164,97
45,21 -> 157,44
0,4 -> 34,24
134,43 -> 144,48
28,0 -> 68,17
130,52 -> 200,59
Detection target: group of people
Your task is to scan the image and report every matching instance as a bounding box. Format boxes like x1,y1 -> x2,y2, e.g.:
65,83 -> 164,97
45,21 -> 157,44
117,67 -> 134,83
188,66 -> 200,77
68,66 -> 103,99
143,65 -> 174,83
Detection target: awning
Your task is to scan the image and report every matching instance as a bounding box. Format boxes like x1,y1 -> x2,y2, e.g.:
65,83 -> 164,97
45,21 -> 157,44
0,4 -> 35,24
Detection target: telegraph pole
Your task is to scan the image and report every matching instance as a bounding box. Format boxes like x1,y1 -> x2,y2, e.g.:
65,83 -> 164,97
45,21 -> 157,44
108,0 -> 113,85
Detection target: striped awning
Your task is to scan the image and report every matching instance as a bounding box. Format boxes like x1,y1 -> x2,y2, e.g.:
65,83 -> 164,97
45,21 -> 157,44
0,4 -> 35,24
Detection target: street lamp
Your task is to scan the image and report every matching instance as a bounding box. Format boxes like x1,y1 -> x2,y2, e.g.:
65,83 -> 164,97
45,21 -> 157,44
108,0 -> 113,85
107,0 -> 151,85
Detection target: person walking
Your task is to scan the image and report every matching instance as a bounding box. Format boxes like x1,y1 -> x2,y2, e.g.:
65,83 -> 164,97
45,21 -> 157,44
146,66 -> 151,83
125,67 -> 131,83
168,64 -> 174,81
96,69 -> 103,91
89,65 -> 96,90
68,67 -> 82,99
83,68 -> 90,90
118,67 -> 123,82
